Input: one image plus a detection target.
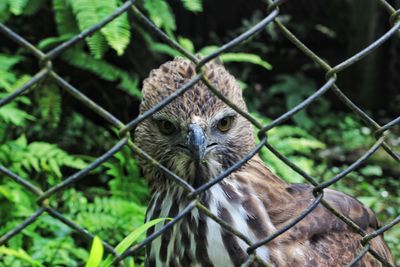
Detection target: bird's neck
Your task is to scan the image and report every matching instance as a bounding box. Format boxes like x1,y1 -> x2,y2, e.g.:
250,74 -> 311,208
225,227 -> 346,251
145,155 -> 293,266
147,155 -> 291,205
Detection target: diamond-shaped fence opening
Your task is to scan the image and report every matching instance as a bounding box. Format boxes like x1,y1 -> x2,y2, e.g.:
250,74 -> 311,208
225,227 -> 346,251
0,0 -> 399,266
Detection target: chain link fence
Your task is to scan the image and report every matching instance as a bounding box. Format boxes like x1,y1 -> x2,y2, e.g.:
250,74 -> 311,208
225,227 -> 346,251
0,0 -> 399,266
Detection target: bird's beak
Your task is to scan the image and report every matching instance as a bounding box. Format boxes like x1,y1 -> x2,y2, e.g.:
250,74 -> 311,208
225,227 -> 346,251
187,123 -> 207,162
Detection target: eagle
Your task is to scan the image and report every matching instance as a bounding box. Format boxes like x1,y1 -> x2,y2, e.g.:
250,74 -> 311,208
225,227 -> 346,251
134,57 -> 394,267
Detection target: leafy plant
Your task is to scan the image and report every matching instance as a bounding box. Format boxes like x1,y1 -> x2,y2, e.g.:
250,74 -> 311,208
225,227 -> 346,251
0,135 -> 87,183
0,0 -> 398,265
59,48 -> 141,97
180,0 -> 203,13
267,74 -> 329,130
253,112 -> 326,183
65,0 -> 130,58
0,246 -> 44,267
86,218 -> 169,267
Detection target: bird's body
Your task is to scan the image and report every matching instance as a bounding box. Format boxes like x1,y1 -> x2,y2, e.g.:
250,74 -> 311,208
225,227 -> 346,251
134,58 -> 394,267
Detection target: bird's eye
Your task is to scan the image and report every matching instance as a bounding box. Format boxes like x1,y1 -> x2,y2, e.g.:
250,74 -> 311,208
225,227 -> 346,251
157,120 -> 177,135
217,116 -> 234,132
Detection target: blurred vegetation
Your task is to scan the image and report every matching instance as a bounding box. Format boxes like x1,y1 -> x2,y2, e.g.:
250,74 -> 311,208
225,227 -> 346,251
0,0 -> 399,266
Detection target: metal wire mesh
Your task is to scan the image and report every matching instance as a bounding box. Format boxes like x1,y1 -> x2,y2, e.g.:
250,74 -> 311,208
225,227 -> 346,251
0,0 -> 399,266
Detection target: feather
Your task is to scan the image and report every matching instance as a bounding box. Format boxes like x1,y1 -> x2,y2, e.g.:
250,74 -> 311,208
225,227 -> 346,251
134,58 -> 395,267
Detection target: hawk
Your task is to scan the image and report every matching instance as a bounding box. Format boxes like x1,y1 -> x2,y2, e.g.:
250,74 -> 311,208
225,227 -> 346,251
134,57 -> 394,267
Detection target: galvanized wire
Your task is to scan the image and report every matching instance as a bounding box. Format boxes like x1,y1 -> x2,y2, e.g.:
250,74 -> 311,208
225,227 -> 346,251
0,0 -> 399,266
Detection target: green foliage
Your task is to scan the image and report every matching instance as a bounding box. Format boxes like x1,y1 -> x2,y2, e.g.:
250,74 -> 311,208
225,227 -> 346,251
0,0 -> 43,21
85,218 -> 169,267
180,0 -> 203,13
148,39 -> 272,78
0,0 -> 398,265
268,74 -> 321,129
199,46 -> 272,70
104,147 -> 149,203
317,114 -> 375,151
9,0 -> 30,15
0,246 -> 44,267
53,0 -> 132,58
0,49 -> 146,266
97,0 -> 131,56
34,84 -> 62,128
1,135 -> 87,181
143,0 -> 176,36
253,112 -> 326,183
61,48 -> 141,97
86,236 -> 103,267
72,196 -> 146,241
69,0 -> 106,58
0,55 -> 35,127
53,0 -> 80,35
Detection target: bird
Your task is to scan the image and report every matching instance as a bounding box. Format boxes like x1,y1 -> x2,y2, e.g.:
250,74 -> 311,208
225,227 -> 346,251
134,57 -> 395,267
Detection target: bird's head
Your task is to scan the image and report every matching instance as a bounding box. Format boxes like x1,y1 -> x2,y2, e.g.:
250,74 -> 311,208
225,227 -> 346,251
134,58 -> 255,188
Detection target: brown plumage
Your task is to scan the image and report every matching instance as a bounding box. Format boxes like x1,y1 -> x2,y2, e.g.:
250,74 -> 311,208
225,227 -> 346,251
134,57 -> 394,267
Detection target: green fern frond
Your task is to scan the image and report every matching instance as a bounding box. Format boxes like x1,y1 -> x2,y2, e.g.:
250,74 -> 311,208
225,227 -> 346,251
24,0 -> 47,15
180,0 -> 203,12
35,84 -> 62,128
0,54 -> 23,72
118,72 -> 141,98
104,146 -> 149,203
1,135 -> 87,180
61,48 -> 141,97
66,0 -> 132,57
0,55 -> 21,91
0,246 -> 44,267
37,34 -> 75,51
69,0 -> 108,58
62,49 -> 117,80
97,0 -> 131,55
0,2 -> 10,22
9,0 -> 30,15
143,0 -> 176,35
53,0 -> 80,35
252,112 -> 326,183
73,196 -> 146,242
0,103 -> 35,126
0,73 -> 34,127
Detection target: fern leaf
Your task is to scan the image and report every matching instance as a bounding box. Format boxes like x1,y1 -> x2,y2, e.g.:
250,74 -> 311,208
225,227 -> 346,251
97,0 -> 131,55
0,246 -> 44,267
69,0 -> 108,58
118,72 -> 141,98
0,104 -> 35,126
220,53 -> 272,70
0,54 -> 24,91
143,0 -> 176,34
149,42 -> 181,58
0,2 -> 11,22
35,84 -> 62,128
198,46 -> 272,70
0,53 -> 23,71
53,0 -> 80,35
180,0 -> 203,12
61,48 -> 141,97
24,0 -> 47,15
4,137 -> 87,179
9,0 -> 29,15
38,34 -> 75,51
178,36 -> 195,53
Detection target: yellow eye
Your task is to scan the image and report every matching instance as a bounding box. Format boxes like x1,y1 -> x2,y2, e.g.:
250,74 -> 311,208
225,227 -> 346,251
217,116 -> 234,132
157,120 -> 177,135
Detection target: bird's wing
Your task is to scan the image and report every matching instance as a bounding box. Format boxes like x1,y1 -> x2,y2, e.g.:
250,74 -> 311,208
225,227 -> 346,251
238,158 -> 394,265
266,182 -> 395,266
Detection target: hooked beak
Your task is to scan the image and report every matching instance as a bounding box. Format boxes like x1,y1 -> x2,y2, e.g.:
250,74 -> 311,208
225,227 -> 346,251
187,123 -> 207,162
